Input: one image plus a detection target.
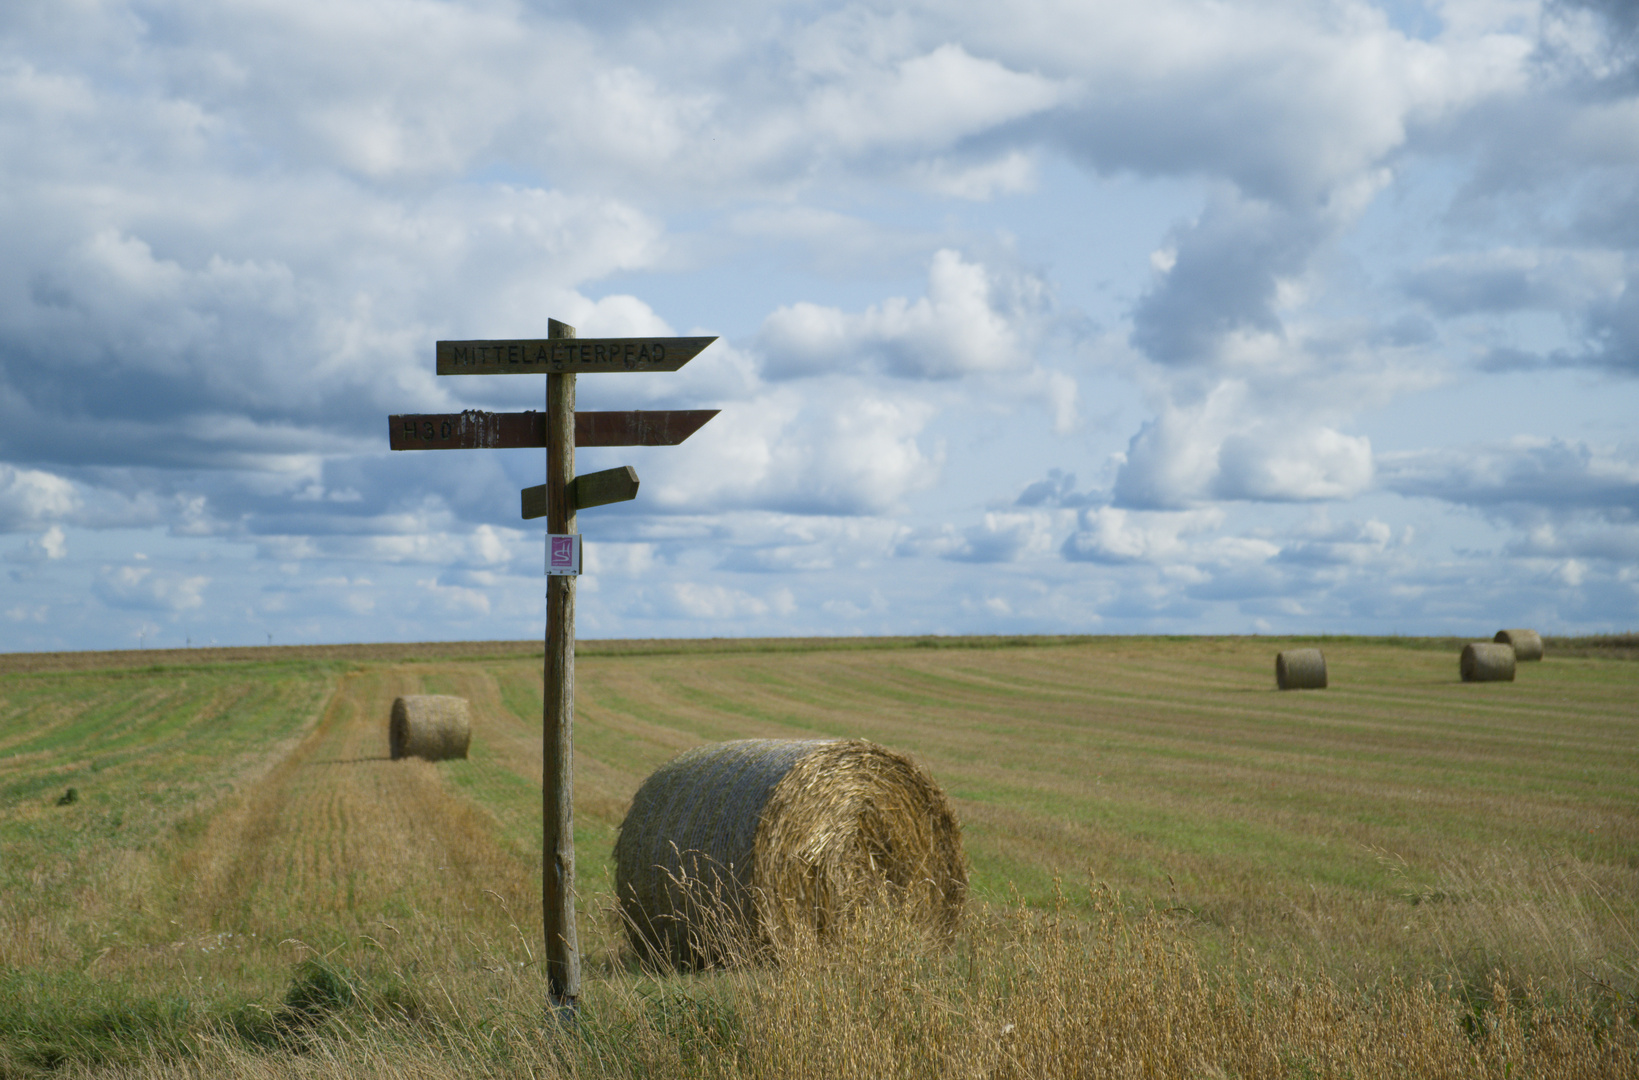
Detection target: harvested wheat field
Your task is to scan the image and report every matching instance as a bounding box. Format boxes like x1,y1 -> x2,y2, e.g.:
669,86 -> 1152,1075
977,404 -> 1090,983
1,635 -> 1635,1077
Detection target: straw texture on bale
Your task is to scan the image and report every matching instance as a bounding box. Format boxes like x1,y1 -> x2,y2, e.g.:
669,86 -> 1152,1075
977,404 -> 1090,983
1494,628 -> 1544,662
389,695 -> 471,761
614,738 -> 966,968
1275,648 -> 1328,690
1461,643 -> 1516,683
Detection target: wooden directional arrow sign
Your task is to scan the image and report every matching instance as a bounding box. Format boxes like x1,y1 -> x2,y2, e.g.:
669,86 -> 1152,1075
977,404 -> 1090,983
389,410 -> 718,451
437,337 -> 716,375
522,466 -> 640,519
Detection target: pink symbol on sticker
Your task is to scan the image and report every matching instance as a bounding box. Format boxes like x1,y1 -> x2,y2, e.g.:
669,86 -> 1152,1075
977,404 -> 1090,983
550,536 -> 575,568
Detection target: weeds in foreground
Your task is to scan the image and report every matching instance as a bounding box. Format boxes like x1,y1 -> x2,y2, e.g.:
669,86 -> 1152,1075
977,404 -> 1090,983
7,887 -> 1635,1079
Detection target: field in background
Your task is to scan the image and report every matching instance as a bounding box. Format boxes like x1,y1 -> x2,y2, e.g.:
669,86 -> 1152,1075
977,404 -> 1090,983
2,635 -> 1635,1076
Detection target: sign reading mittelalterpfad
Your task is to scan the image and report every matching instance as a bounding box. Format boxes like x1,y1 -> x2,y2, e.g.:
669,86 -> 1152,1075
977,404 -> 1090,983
437,337 -> 715,375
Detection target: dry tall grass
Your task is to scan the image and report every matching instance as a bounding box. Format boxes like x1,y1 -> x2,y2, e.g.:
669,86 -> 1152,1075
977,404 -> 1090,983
36,894 -> 1639,1079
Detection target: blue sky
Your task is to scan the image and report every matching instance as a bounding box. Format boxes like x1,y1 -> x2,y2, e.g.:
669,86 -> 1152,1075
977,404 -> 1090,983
2,0 -> 1636,651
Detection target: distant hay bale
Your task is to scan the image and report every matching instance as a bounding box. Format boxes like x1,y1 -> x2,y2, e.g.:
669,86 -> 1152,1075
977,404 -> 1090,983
1494,628 -> 1544,662
1461,643 -> 1516,683
389,695 -> 471,761
1275,648 -> 1328,690
614,738 -> 966,968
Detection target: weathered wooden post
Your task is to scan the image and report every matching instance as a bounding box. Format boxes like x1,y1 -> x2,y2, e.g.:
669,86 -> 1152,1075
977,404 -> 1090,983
387,322 -> 719,1017
542,318 -> 579,1010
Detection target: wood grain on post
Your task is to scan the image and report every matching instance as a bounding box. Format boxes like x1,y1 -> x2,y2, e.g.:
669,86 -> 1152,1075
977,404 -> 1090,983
543,318 -> 580,1015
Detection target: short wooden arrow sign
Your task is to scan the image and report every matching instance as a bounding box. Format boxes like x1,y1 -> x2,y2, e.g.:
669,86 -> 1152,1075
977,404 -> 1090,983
389,410 -> 718,450
522,466 -> 640,519
437,336 -> 716,375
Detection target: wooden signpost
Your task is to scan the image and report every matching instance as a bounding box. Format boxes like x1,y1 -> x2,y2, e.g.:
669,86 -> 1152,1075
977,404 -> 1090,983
389,318 -> 718,1016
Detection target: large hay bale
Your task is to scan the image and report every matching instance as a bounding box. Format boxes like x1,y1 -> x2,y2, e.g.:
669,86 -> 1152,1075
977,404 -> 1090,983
1275,648 -> 1328,690
389,695 -> 471,761
1494,628 -> 1544,662
1461,643 -> 1516,683
614,738 -> 966,967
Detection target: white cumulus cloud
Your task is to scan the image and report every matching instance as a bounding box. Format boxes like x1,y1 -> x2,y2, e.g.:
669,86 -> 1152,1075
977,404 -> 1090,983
758,249 -> 1040,380
94,564 -> 210,611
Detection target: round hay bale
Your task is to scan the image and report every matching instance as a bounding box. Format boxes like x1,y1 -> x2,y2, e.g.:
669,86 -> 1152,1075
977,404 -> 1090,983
389,695 -> 471,761
1461,643 -> 1516,683
1275,648 -> 1327,690
614,738 -> 966,968
1494,628 -> 1544,662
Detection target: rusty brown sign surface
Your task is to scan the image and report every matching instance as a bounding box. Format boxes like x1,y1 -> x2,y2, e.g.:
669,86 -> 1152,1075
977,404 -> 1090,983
390,410 -> 719,450
436,337 -> 716,375
391,411 -> 541,450
575,410 -> 718,447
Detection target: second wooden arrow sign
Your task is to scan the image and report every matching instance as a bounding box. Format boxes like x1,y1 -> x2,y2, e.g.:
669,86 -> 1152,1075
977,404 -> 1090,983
389,410 -> 719,450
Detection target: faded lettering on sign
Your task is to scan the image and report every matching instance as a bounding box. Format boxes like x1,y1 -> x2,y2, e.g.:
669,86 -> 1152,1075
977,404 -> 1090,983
449,341 -> 664,367
436,336 -> 715,375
